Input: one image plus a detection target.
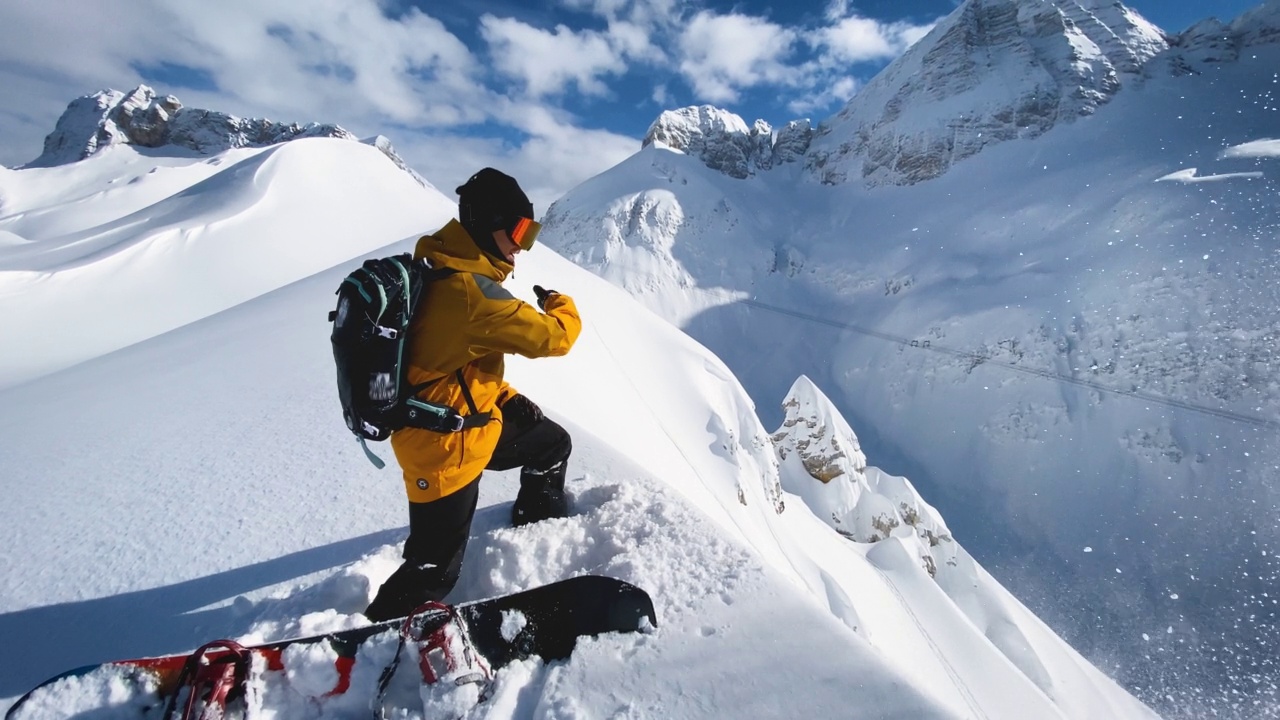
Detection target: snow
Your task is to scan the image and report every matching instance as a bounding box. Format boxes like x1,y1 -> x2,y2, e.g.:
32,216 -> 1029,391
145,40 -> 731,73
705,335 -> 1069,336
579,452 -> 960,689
1155,167 -> 1265,182
1220,138 -> 1280,159
0,135 -> 1155,718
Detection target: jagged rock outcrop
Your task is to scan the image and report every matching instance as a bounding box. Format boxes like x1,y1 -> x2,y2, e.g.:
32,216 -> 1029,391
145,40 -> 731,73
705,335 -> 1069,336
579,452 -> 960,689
804,0 -> 1168,187
642,105 -> 812,178
26,86 -> 356,168
771,376 -> 953,571
771,120 -> 814,166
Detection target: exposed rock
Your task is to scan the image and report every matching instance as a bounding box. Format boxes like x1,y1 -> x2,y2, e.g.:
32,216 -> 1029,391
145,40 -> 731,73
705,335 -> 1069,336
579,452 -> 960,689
771,120 -> 813,166
642,105 -> 811,179
771,375 -> 954,577
26,85 -> 355,168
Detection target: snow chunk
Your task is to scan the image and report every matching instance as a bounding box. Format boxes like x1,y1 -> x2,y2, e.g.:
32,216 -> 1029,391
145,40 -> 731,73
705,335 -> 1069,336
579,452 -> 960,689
1155,167 -> 1263,183
500,609 -> 528,642
1220,139 -> 1280,159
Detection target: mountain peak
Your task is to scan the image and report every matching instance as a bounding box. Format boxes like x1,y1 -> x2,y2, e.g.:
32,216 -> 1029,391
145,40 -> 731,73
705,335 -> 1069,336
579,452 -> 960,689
772,376 -> 953,564
642,105 -> 812,178
773,375 -> 868,485
25,85 -> 356,168
804,0 -> 1168,186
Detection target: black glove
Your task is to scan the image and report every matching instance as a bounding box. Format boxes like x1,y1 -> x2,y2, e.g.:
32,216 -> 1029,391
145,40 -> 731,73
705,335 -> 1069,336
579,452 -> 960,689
501,393 -> 544,428
532,285 -> 558,311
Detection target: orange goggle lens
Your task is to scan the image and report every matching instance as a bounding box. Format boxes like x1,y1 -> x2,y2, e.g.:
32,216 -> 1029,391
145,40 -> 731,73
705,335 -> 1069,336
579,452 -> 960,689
510,217 -> 541,251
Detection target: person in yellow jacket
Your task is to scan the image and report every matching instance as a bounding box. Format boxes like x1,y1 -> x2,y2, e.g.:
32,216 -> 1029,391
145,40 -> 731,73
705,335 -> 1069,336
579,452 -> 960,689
364,168 -> 581,622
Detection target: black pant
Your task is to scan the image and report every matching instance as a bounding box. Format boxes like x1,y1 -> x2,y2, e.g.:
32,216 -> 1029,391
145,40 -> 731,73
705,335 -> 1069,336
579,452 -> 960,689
364,413 -> 571,621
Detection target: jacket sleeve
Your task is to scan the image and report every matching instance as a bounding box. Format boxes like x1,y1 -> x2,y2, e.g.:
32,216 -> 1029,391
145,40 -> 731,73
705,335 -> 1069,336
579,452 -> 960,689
465,279 -> 582,360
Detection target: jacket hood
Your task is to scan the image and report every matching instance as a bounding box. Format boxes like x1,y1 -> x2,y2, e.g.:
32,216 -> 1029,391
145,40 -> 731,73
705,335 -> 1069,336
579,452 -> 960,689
413,219 -> 514,281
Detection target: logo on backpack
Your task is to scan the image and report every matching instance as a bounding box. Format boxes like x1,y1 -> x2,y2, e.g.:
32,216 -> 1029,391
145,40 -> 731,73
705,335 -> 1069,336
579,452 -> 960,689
370,372 -> 396,402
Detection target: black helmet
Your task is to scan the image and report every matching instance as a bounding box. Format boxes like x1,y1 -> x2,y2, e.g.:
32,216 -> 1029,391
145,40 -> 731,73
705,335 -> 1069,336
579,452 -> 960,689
456,168 -> 534,260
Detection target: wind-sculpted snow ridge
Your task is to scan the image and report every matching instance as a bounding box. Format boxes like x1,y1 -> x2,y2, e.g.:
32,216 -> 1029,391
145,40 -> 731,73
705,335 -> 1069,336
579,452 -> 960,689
769,375 -> 1160,719
0,137 -> 454,388
805,0 -> 1168,187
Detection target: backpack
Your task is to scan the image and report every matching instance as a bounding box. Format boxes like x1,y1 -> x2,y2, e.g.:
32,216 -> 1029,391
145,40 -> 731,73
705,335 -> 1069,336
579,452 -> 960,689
328,254 -> 490,468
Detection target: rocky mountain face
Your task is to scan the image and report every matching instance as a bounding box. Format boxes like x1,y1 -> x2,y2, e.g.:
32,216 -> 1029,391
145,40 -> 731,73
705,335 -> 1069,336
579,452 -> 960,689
25,86 -> 381,170
642,105 -> 813,179
804,0 -> 1168,187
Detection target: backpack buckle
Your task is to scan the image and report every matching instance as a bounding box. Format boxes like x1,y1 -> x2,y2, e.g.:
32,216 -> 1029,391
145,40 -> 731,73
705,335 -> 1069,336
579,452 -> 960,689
375,325 -> 399,340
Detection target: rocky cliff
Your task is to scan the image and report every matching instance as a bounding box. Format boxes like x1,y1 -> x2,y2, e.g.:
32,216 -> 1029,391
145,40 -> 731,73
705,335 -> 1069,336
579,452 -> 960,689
26,86 -> 355,168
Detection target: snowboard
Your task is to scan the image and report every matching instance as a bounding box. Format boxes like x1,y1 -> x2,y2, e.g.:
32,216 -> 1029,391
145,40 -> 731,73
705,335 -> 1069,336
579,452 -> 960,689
5,575 -> 656,719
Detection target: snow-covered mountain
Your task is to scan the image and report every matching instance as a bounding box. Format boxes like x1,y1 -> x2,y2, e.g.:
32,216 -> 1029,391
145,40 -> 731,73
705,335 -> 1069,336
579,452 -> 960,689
540,1 -> 1280,717
0,105 -> 1157,716
806,0 -> 1168,186
642,105 -> 813,178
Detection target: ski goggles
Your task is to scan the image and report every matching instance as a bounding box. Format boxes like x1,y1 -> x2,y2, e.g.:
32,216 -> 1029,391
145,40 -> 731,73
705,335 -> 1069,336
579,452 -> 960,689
509,216 -> 542,251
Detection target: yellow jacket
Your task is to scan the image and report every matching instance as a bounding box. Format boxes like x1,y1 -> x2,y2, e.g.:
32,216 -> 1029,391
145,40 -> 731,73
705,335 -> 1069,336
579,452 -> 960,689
390,220 -> 581,503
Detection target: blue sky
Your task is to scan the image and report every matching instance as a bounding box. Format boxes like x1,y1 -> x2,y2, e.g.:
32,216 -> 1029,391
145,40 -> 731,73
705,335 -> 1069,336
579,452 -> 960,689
0,0 -> 1264,210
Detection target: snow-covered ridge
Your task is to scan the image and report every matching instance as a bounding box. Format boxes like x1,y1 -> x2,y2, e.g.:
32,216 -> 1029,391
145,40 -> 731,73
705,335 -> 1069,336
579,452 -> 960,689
804,0 -> 1169,186
0,137 -> 455,389
23,86 -> 425,187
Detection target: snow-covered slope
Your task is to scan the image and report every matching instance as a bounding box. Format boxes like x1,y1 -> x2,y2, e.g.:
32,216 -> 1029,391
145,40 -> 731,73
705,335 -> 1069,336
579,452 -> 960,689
0,133 -> 1154,717
540,3 -> 1280,717
0,128 -> 453,389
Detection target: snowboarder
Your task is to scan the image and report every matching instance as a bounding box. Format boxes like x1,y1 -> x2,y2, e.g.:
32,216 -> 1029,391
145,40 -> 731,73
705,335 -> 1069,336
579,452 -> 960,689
364,168 -> 582,622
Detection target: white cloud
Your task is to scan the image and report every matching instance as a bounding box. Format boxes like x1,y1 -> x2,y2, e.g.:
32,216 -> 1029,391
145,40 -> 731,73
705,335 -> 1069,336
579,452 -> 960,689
561,0 -> 683,28
0,0 -> 487,145
479,17 -> 627,98
788,76 -> 861,115
812,14 -> 937,64
677,12 -> 799,103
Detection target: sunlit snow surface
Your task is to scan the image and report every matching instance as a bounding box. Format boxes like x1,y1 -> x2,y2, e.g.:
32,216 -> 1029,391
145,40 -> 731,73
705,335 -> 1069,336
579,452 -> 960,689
0,138 -> 1153,718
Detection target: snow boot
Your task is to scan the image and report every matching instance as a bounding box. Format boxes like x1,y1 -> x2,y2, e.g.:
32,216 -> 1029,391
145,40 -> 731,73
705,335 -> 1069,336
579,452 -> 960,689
511,460 -> 568,526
